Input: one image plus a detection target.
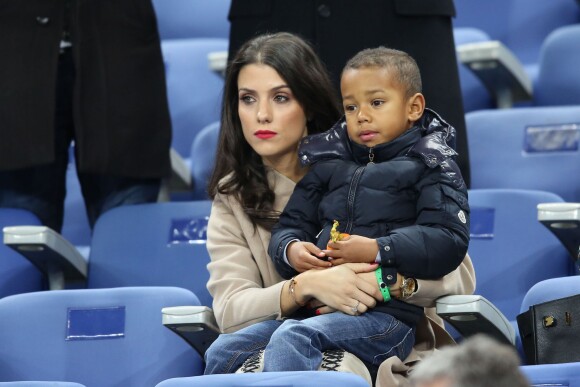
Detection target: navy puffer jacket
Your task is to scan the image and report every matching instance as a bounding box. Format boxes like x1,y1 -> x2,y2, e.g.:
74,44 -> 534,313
269,109 -> 470,282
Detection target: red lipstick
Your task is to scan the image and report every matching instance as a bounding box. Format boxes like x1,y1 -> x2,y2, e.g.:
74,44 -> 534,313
255,130 -> 277,139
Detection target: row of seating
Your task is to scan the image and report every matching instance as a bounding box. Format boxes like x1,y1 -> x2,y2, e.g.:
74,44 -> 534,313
2,186 -> 579,385
456,24 -> 580,111
3,1 -> 579,385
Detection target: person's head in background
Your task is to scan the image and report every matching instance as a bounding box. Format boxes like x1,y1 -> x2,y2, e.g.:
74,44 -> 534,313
209,32 -> 341,227
410,334 -> 530,387
341,47 -> 426,149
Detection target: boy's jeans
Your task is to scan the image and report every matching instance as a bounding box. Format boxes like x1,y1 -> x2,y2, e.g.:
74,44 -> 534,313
204,311 -> 414,374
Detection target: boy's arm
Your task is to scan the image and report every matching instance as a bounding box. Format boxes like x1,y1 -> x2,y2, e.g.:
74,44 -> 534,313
376,161 -> 470,279
268,165 -> 328,279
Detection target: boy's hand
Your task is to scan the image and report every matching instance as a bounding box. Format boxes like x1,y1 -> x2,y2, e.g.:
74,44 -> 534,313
323,235 -> 378,265
287,241 -> 332,272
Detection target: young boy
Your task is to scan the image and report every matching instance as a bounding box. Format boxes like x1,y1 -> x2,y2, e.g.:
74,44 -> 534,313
266,47 -> 470,371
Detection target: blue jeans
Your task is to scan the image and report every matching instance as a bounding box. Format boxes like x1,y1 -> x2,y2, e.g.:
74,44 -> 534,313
204,311 -> 414,374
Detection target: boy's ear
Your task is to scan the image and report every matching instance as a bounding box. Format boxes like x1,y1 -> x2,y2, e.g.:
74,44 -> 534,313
408,93 -> 425,122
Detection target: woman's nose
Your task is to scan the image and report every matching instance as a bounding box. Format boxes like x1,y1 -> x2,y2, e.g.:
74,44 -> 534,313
257,102 -> 272,123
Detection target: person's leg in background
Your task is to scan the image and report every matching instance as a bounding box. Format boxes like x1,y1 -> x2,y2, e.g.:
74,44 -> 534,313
77,171 -> 161,228
0,48 -> 74,232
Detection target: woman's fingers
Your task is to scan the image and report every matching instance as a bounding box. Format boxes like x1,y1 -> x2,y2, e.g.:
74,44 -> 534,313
314,305 -> 336,315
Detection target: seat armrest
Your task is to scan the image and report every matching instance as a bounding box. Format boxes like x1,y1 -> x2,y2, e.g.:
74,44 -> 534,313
538,202 -> 580,264
456,40 -> 532,108
3,225 -> 88,290
436,295 -> 515,345
162,305 -> 220,358
208,50 -> 227,77
166,148 -> 193,192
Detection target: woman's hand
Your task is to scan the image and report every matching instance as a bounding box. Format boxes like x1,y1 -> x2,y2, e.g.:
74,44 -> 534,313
299,263 -> 379,315
287,241 -> 332,272
323,235 -> 379,265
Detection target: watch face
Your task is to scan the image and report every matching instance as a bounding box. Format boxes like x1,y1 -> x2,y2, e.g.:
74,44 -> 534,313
402,278 -> 416,298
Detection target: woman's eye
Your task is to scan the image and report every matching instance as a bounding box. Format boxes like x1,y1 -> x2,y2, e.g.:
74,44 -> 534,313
240,95 -> 255,104
273,95 -> 289,103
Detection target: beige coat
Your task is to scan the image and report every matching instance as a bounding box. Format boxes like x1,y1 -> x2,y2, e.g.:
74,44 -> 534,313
207,169 -> 476,386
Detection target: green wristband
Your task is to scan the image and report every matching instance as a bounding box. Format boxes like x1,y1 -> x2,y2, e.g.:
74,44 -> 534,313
375,267 -> 391,302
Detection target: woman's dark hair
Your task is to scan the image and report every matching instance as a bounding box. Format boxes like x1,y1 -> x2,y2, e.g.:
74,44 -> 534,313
208,32 -> 341,228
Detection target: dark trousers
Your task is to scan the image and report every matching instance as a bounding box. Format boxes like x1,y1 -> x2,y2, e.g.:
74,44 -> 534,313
0,49 -> 160,232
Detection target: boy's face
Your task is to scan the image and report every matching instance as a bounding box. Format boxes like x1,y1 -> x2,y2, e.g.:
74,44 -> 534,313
341,66 -> 424,148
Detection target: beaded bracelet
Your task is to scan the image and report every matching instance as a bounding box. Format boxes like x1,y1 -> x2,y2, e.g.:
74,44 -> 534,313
374,267 -> 391,302
289,276 -> 307,307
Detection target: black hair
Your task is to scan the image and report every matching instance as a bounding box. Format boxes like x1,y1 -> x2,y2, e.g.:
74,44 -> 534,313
343,47 -> 422,98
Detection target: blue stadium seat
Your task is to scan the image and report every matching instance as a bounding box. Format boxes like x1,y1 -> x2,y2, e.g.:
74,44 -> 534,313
87,201 -> 213,307
0,208 -> 44,298
152,0 -> 230,40
155,371 -> 370,387
162,38 -> 228,158
453,27 -> 494,112
466,106 -> 580,202
61,147 -> 91,256
190,121 -> 219,200
0,383 -> 86,387
468,189 -> 575,321
454,0 -> 580,82
535,24 -> 580,107
0,287 -> 202,386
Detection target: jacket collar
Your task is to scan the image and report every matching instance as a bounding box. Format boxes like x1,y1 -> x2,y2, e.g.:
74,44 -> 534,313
298,108 -> 458,167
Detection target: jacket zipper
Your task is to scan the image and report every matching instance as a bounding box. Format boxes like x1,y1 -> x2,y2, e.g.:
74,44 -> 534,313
345,166 -> 365,234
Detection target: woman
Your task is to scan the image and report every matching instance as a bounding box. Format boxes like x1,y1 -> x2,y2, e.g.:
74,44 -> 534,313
205,32 -> 475,386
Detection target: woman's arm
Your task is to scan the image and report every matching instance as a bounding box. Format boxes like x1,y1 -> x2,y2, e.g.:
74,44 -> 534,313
208,193 -> 387,332
289,263 -> 381,315
207,193 -> 292,333
409,252 -> 476,307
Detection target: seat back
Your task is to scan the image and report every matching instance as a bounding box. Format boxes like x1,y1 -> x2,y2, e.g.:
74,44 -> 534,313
191,121 -> 220,200
0,208 -> 44,297
87,201 -> 213,306
0,287 -> 202,386
155,371 -> 371,387
468,189 -> 574,321
162,38 -> 228,157
454,0 -> 580,71
536,25 -> 580,107
453,27 -> 494,112
0,383 -> 86,386
152,0 -> 230,40
520,275 -> 580,313
62,147 -> 92,252
467,106 -> 580,202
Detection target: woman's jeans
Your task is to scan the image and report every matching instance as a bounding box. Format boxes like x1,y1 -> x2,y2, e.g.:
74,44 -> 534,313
204,311 -> 415,374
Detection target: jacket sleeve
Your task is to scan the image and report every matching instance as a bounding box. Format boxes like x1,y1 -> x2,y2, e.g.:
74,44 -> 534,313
407,253 -> 476,308
376,160 -> 470,279
206,193 -> 286,333
268,164 -> 329,279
